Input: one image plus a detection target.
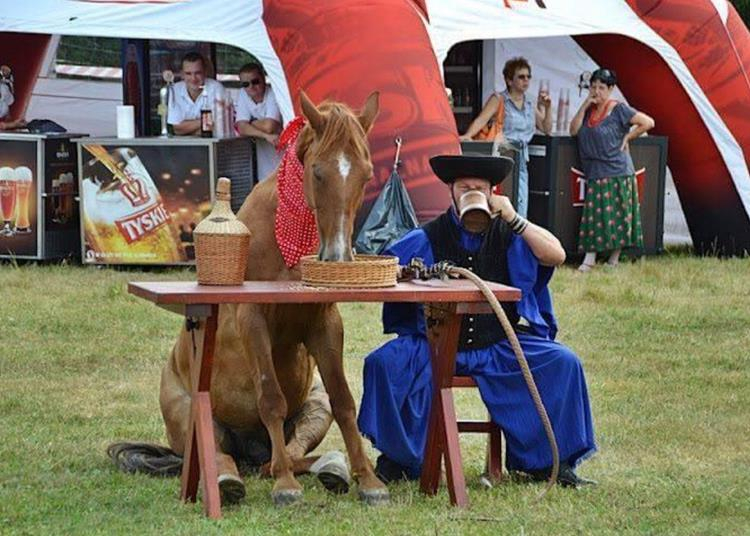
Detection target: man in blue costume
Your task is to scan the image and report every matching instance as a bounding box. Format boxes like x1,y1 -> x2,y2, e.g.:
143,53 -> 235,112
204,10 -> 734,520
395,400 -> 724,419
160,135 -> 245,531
358,153 -> 597,487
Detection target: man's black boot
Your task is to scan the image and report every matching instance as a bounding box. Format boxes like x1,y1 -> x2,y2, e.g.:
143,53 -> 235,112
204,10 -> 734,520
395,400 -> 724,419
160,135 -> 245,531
374,455 -> 413,484
527,462 -> 597,488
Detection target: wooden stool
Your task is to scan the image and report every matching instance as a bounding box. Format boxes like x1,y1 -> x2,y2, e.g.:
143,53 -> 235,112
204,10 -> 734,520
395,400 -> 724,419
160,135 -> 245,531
452,375 -> 503,483
420,302 -> 508,507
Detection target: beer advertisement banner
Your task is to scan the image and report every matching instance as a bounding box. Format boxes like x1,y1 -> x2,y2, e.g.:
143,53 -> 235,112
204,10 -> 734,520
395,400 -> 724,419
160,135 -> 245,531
0,139 -> 39,258
80,143 -> 212,264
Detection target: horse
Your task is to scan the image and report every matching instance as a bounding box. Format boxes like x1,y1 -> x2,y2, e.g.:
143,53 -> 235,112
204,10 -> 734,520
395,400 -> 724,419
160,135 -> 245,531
156,90 -> 389,506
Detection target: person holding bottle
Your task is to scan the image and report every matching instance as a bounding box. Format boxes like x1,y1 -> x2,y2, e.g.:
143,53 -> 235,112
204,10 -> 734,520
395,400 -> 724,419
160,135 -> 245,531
167,52 -> 226,136
569,68 -> 655,271
459,57 -> 553,218
235,62 -> 282,181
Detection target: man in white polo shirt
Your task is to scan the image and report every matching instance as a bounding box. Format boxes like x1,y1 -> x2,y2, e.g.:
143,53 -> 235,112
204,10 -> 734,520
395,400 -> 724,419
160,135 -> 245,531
167,52 -> 226,136
235,63 -> 282,181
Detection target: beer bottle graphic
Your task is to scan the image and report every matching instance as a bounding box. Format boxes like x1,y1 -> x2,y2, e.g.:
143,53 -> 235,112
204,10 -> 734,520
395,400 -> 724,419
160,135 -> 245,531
82,144 -> 185,263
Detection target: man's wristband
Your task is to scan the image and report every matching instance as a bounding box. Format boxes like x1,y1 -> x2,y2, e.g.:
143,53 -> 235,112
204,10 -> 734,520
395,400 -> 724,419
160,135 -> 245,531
508,213 -> 529,234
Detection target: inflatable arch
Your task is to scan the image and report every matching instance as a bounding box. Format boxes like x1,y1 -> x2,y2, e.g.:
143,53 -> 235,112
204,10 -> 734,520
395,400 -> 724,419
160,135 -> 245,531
2,0 -> 748,254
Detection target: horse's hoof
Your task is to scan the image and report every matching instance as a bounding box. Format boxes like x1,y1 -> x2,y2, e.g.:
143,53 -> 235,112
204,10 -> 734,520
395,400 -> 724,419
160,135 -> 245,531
358,488 -> 390,506
311,451 -> 351,494
272,489 -> 303,506
218,474 -> 246,505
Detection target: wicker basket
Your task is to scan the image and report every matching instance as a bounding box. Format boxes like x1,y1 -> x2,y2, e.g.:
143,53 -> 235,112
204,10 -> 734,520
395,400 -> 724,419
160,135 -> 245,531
194,177 -> 251,285
300,254 -> 398,288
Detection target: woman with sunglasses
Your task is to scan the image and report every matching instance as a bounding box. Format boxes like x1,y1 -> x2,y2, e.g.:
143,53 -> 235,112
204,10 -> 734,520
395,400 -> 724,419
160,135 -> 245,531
569,68 -> 655,272
460,57 -> 553,218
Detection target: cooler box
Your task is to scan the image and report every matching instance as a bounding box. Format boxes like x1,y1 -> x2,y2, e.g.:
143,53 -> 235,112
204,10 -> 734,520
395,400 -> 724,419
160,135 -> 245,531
0,132 -> 86,260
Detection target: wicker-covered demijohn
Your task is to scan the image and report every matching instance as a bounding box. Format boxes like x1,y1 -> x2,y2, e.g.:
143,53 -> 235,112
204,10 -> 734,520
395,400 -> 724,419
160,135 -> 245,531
300,254 -> 398,288
193,177 -> 250,285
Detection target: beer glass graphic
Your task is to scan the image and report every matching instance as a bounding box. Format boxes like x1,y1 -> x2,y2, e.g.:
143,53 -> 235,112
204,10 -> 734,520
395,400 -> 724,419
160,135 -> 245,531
56,172 -> 74,223
52,176 -> 62,223
64,172 -> 75,221
14,166 -> 33,234
0,166 -> 16,236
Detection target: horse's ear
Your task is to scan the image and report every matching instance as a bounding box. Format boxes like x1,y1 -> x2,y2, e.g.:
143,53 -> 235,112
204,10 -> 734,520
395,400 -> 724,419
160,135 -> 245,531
358,91 -> 380,134
299,90 -> 324,137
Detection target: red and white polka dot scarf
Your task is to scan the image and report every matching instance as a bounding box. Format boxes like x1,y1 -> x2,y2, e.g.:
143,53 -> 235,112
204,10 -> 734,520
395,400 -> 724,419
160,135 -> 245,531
274,117 -> 319,268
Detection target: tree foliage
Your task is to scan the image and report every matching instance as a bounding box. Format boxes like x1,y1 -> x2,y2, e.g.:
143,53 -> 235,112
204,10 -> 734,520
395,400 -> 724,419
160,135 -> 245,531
731,0 -> 750,24
55,5 -> 750,72
56,36 -> 258,74
57,36 -> 121,67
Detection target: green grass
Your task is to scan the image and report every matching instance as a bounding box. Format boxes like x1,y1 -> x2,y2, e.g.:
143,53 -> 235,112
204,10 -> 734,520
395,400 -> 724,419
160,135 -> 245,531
1,254 -> 749,535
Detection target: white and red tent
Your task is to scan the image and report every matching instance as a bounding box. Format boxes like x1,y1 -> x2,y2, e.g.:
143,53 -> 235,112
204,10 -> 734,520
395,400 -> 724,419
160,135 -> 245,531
2,0 -> 749,254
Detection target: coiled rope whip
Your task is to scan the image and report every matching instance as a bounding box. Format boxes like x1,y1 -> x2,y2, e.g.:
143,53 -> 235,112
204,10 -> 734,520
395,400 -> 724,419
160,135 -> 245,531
400,259 -> 559,499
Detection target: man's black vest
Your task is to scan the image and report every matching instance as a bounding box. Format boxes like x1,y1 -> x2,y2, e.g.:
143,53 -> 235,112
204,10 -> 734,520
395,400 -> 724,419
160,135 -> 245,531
423,210 -> 520,351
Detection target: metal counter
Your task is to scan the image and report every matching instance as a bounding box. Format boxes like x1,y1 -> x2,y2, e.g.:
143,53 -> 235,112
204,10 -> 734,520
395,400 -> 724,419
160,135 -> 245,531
527,135 -> 668,256
0,132 -> 87,260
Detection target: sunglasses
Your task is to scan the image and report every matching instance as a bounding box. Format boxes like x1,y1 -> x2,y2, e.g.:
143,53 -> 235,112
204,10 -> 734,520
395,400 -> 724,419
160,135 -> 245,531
240,78 -> 263,88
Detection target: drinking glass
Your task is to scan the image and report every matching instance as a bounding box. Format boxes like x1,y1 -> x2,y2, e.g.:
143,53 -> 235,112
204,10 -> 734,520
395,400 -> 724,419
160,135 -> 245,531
538,79 -> 551,101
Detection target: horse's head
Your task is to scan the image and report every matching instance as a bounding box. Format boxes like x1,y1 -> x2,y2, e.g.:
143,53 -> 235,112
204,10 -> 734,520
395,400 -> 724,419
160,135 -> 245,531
297,90 -> 379,262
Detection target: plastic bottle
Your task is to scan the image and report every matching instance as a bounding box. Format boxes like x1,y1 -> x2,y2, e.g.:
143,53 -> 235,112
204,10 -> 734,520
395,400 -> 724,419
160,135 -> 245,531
562,88 -> 570,134
214,93 -> 225,139
224,98 -> 235,138
556,89 -> 566,135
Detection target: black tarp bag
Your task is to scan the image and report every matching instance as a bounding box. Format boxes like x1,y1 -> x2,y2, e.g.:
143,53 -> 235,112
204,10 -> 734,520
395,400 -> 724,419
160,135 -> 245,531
354,138 -> 419,255
26,119 -> 67,134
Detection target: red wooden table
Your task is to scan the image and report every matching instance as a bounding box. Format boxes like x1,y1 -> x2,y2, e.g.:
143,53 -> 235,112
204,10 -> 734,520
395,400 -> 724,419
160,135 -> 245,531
128,279 -> 520,516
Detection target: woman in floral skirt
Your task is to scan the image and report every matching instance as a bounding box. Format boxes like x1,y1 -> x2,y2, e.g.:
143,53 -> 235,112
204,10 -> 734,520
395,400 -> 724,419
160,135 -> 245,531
569,68 -> 655,271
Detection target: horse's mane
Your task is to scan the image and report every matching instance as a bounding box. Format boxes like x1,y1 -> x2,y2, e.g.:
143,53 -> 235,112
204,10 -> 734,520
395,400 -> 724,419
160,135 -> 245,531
297,102 -> 370,162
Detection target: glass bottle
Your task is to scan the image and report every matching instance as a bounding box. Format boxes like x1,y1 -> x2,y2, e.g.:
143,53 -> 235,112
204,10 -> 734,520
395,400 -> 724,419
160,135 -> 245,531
200,88 -> 213,138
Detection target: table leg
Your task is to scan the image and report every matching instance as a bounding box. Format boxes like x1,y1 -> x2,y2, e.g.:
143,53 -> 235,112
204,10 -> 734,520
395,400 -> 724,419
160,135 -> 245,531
178,305 -> 222,519
419,389 -> 443,496
195,392 -> 221,518
440,387 -> 468,507
420,309 -> 468,507
180,410 -> 199,502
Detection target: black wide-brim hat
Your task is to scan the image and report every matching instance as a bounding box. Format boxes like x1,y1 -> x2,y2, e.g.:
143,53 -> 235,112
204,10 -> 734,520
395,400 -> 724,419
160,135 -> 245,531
429,153 -> 514,186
